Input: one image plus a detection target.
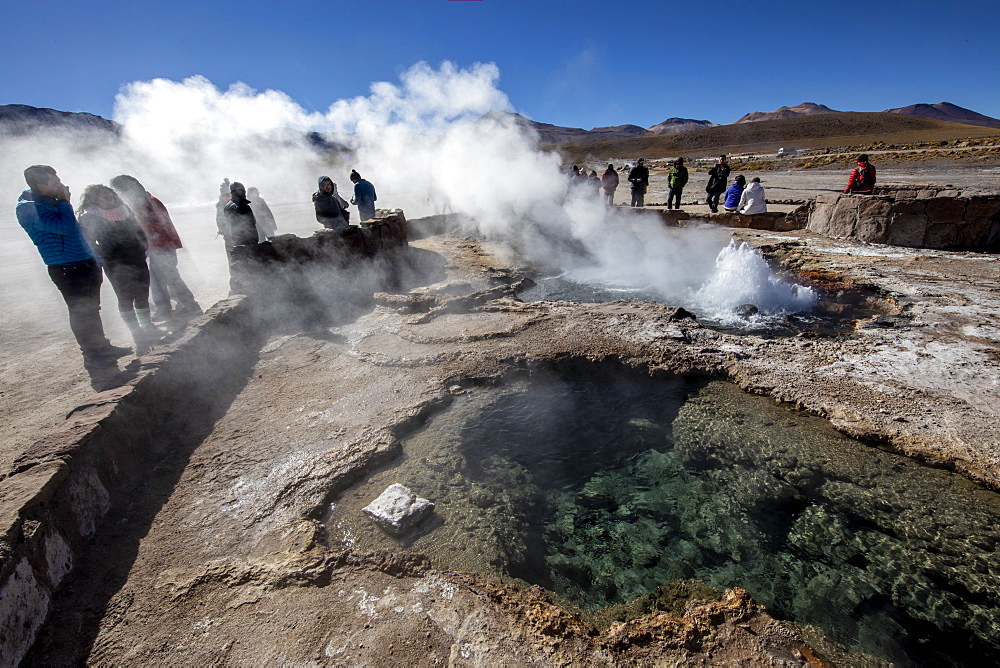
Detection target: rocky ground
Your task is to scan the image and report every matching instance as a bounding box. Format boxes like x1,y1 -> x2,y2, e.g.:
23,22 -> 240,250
3,168 -> 999,665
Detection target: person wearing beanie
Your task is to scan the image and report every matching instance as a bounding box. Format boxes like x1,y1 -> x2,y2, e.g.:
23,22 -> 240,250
349,170 -> 378,222
844,154 -> 876,195
77,184 -> 163,354
110,174 -> 201,321
723,174 -> 746,213
627,158 -> 649,207
666,157 -> 689,210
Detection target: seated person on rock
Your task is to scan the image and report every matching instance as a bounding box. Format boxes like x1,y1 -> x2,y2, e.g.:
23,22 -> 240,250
723,175 -> 746,213
844,154 -> 876,195
738,177 -> 767,214
313,176 -> 350,230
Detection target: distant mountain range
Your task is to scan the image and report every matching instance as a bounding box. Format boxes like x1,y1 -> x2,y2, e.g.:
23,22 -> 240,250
0,104 -> 120,135
734,101 -> 1000,130
3,101 -> 999,147
734,102 -> 839,124
883,102 -> 1000,129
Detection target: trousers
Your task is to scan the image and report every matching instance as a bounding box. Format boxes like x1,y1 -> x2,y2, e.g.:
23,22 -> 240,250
47,259 -> 110,354
148,249 -> 197,312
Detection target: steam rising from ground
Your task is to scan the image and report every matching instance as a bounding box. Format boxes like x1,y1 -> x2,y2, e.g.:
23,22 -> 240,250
2,61 -> 815,321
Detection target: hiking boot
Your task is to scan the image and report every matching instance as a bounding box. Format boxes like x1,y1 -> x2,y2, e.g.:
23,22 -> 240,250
83,345 -> 130,368
151,309 -> 172,323
102,344 -> 133,359
174,302 -> 203,316
84,354 -> 118,370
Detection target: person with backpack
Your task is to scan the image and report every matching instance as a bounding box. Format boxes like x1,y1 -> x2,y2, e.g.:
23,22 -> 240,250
844,154 -> 876,195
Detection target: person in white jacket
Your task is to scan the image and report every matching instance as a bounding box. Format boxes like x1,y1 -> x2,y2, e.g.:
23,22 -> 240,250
738,177 -> 767,214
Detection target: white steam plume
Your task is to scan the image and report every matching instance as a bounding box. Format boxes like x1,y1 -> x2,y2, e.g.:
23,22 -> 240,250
3,60 -> 815,332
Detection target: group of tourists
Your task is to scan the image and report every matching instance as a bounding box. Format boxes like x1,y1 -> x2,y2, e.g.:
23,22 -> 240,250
17,164 -> 380,372
596,151 -> 876,214
16,166 -> 202,370
312,170 -> 378,231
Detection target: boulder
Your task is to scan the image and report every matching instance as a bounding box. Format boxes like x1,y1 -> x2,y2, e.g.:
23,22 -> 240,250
924,223 -> 958,248
965,197 -> 1000,223
362,484 -> 435,536
924,198 -> 966,224
825,197 -> 861,238
885,213 -> 928,247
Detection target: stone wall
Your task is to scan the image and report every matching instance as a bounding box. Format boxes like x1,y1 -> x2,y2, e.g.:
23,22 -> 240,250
806,193 -> 1000,249
647,209 -> 803,232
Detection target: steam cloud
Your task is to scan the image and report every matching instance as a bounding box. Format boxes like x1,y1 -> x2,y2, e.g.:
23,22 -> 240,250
2,61 -> 814,325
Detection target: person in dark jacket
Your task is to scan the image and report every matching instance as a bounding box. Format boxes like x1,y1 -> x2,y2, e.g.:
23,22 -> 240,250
247,187 -> 277,240
313,176 -> 350,229
627,158 -> 649,207
222,182 -> 259,293
349,170 -> 378,222
666,157 -> 689,210
111,174 -> 201,320
601,164 -> 620,205
223,182 -> 259,247
844,154 -> 876,194
15,165 -> 130,369
78,185 -> 162,353
723,175 -> 746,212
705,155 -> 731,213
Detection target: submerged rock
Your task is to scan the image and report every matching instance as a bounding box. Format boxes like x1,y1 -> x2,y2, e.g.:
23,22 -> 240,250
363,483 -> 435,535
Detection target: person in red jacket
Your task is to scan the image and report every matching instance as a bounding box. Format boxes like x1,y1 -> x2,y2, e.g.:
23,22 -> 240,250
111,175 -> 202,320
601,164 -> 620,205
844,154 -> 876,195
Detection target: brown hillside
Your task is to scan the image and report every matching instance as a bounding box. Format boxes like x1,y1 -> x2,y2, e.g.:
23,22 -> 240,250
555,112 -> 999,162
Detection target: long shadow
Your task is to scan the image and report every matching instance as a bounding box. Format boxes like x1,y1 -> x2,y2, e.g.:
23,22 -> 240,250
25,244 -> 451,663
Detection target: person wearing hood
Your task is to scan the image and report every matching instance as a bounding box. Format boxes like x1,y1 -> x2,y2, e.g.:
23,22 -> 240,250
110,174 -> 201,321
627,158 -> 649,207
601,164 -> 620,205
723,175 -> 746,213
77,184 -> 162,354
705,155 -> 731,213
349,170 -> 378,222
247,187 -> 277,241
313,176 -> 350,229
666,157 -> 689,210
15,165 -> 130,369
738,177 -> 767,214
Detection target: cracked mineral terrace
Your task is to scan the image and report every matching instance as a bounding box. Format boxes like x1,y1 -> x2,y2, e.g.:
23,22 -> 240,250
2,182 -> 999,665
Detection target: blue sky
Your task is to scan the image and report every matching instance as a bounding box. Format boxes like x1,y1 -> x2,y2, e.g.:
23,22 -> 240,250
2,0 -> 998,129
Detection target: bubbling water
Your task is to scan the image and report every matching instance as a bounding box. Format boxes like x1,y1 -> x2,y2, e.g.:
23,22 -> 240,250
688,240 -> 818,324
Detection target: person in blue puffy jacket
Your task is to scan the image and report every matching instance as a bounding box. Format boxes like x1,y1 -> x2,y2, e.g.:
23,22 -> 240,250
723,174 -> 746,212
15,165 -> 130,369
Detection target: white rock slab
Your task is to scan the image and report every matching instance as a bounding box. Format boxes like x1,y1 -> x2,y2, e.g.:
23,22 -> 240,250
362,484 -> 435,535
